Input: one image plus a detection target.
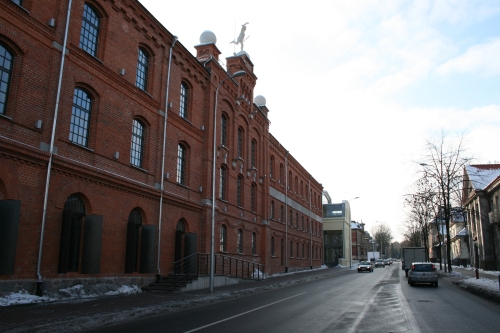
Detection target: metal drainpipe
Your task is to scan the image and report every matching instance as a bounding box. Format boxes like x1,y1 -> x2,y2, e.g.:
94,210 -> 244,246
36,0 -> 73,296
308,175 -> 312,269
284,151 -> 289,272
157,36 -> 178,281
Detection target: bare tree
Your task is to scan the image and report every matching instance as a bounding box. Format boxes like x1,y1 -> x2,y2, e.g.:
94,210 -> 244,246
418,132 -> 472,273
373,223 -> 393,258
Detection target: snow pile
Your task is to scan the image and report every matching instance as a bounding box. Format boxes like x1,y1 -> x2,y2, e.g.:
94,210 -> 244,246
0,283 -> 142,307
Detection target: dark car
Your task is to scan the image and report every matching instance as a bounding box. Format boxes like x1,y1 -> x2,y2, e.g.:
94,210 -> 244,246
408,262 -> 438,287
375,259 -> 385,267
358,261 -> 374,273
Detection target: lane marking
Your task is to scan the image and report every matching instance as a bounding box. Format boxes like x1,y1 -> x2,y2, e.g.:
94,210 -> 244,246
184,292 -> 307,333
346,286 -> 382,333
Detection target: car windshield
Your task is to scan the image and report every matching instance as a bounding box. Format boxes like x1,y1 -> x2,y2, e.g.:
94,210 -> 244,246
360,262 -> 369,265
412,264 -> 434,271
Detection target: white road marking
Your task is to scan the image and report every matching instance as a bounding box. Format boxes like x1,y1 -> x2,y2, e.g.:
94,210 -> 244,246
183,292 -> 307,333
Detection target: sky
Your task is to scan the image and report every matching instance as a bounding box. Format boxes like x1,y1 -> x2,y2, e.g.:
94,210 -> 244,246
138,0 -> 500,241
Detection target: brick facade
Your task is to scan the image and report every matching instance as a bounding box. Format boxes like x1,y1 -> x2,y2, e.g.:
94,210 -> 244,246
0,0 -> 323,293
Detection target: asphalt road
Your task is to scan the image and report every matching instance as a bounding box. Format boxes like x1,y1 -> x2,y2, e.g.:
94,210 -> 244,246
83,264 -> 500,333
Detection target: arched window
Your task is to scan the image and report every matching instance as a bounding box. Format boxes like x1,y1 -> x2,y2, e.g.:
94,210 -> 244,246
302,216 -> 304,231
180,82 -> 188,119
221,114 -> 228,147
295,176 -> 299,194
270,201 -> 275,219
79,3 -> 100,56
69,88 -> 92,147
271,237 -> 275,256
295,213 -> 298,228
302,243 -> 305,259
219,165 -> 227,200
290,240 -> 293,258
135,47 -> 149,91
237,229 -> 243,253
251,183 -> 256,212
0,43 -> 13,115
177,143 -> 187,185
300,180 -> 303,197
280,205 -> 284,223
252,232 -> 256,255
279,164 -> 284,185
269,156 -> 274,179
237,127 -> 244,158
289,209 -> 292,226
251,139 -> 257,168
288,171 -> 292,191
219,225 -> 227,252
59,194 -> 86,273
281,239 -> 284,265
125,208 -> 142,273
296,242 -> 299,258
130,119 -> 144,167
237,175 -> 243,207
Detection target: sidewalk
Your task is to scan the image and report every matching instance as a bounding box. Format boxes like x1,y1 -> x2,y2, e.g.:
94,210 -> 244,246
0,266 -> 350,333
437,266 -> 500,305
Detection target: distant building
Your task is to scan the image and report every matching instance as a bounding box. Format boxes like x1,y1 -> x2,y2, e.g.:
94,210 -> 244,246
351,221 -> 369,261
462,164 -> 500,270
322,201 -> 353,266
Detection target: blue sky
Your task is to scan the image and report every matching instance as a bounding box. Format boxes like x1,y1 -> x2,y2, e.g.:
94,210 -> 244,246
139,0 -> 500,241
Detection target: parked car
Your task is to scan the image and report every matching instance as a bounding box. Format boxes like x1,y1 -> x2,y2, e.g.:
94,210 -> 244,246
357,261 -> 374,273
375,259 -> 385,267
408,262 -> 438,287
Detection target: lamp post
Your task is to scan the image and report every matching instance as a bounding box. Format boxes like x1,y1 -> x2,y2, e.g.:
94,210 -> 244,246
210,70 -> 247,293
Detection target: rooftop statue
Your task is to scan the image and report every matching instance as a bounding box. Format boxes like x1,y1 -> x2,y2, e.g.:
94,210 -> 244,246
230,22 -> 249,52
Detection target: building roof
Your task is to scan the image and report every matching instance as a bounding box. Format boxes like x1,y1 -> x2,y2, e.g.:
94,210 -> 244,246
465,164 -> 500,191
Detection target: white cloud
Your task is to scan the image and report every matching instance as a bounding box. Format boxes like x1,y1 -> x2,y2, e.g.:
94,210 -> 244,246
436,38 -> 500,76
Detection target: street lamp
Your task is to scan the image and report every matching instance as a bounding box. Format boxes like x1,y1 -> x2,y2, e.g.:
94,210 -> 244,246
210,70 -> 247,293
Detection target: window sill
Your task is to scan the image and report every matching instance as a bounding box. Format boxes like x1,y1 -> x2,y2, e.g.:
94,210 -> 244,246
130,164 -> 148,173
0,113 -> 13,121
70,141 -> 94,152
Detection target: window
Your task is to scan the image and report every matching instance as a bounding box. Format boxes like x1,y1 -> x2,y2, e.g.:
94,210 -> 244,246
11,0 -> 22,6
289,209 -> 292,226
0,44 -> 13,115
125,208 -> 142,273
295,213 -> 298,228
252,232 -> 256,255
221,114 -> 228,147
295,176 -> 298,194
302,244 -> 305,258
69,88 -> 92,146
220,225 -> 227,252
237,175 -> 243,207
302,216 -> 304,231
290,240 -> 293,258
180,83 -> 188,119
219,165 -> 227,200
135,48 -> 149,91
251,139 -> 256,168
130,119 -> 144,167
270,156 -> 274,179
79,3 -> 100,57
177,144 -> 187,184
59,194 -> 86,272
288,171 -> 292,190
270,201 -> 274,219
237,229 -> 243,253
296,242 -> 299,258
237,127 -> 243,158
279,164 -> 284,184
280,205 -> 284,222
251,183 -> 256,212
271,237 -> 275,256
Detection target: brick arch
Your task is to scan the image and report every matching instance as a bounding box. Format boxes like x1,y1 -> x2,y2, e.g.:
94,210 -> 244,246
55,181 -> 93,215
0,26 -> 29,54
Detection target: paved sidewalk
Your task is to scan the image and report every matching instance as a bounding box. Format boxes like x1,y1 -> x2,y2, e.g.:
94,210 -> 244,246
0,267 -> 350,333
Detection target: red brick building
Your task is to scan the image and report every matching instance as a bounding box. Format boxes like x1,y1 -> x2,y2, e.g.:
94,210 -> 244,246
0,0 -> 323,294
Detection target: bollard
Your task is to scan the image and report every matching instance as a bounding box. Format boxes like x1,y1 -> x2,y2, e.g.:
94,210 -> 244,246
475,268 -> 479,279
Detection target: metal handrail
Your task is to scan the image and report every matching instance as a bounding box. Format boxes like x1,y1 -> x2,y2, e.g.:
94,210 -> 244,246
171,253 -> 264,288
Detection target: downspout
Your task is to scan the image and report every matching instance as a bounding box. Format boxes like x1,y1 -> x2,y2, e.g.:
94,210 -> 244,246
308,175 -> 312,269
285,151 -> 289,272
36,0 -> 73,296
157,36 -> 178,280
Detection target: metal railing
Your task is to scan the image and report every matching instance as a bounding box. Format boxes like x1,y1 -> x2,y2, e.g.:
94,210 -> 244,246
171,253 -> 264,288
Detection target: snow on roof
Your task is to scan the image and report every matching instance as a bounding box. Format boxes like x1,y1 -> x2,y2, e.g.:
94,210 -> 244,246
466,164 -> 500,191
